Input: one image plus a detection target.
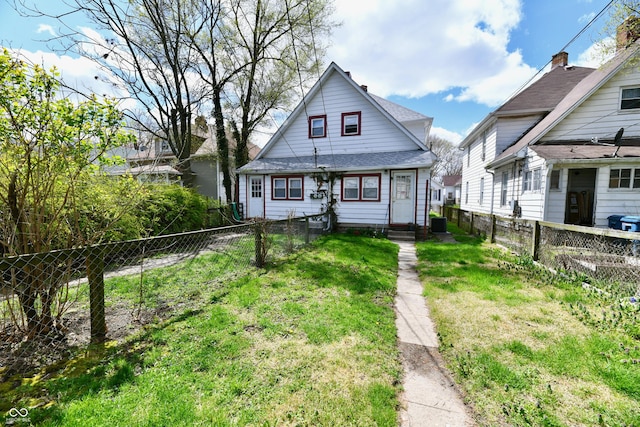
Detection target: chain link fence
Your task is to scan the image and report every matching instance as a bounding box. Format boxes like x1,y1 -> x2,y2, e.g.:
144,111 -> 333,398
1,216 -> 322,381
443,207 -> 640,299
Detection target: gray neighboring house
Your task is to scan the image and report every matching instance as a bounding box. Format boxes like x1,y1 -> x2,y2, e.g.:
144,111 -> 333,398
122,119 -> 258,201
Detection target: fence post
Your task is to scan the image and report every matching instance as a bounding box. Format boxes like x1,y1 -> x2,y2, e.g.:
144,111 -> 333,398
490,214 -> 497,243
255,223 -> 265,268
457,208 -> 461,228
305,217 -> 310,244
531,220 -> 541,261
87,246 -> 106,343
470,212 -> 475,235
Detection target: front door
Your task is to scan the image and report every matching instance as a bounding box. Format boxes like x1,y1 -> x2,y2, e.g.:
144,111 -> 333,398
248,175 -> 264,218
391,171 -> 415,224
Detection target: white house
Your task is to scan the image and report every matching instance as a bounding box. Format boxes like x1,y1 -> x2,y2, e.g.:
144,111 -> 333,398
237,62 -> 436,232
430,179 -> 444,214
460,26 -> 640,228
442,174 -> 462,205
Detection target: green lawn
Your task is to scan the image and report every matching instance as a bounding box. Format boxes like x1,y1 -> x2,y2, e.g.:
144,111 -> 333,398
417,224 -> 640,426
4,234 -> 401,426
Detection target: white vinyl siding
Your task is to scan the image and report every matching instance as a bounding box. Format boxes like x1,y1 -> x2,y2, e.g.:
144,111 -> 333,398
545,71 -> 640,141
495,116 -> 544,154
460,124 -> 496,214
263,73 -> 419,158
517,155 -> 546,220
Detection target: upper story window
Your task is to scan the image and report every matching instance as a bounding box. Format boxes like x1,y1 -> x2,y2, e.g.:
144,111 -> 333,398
341,112 -> 361,136
481,132 -> 486,161
342,174 -> 380,201
621,87 -> 640,110
309,115 -> 326,138
272,176 -> 304,200
609,168 -> 640,189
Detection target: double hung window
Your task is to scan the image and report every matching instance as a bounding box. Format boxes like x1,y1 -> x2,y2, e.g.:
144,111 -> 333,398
342,174 -> 380,201
272,176 -> 304,200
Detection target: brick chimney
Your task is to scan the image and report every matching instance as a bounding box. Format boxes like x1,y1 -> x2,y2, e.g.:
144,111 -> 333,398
617,16 -> 640,51
551,51 -> 568,69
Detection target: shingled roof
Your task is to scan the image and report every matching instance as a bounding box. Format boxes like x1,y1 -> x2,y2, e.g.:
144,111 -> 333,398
489,41 -> 640,168
496,65 -> 594,115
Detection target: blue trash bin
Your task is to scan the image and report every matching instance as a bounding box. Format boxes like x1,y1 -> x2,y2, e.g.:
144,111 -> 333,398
621,216 -> 640,232
608,214 -> 625,230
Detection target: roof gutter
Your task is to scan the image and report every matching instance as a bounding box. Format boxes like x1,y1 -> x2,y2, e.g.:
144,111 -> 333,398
486,148 -> 527,171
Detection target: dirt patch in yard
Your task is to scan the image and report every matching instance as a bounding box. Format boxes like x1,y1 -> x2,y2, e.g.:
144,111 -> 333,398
0,302 -> 180,382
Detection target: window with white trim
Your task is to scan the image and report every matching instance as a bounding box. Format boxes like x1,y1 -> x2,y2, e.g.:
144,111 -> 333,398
341,112 -> 361,136
621,87 -> 640,110
341,174 -> 380,201
479,177 -> 484,205
533,169 -> 541,191
309,115 -> 326,138
465,181 -> 469,204
522,170 -> 532,192
609,168 -> 640,189
272,176 -> 304,200
500,172 -> 508,206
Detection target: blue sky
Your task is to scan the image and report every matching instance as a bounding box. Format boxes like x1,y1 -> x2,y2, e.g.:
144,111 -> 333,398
0,0 -> 614,145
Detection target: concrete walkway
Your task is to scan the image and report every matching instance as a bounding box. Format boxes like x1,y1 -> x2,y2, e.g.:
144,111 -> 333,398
393,240 -> 475,427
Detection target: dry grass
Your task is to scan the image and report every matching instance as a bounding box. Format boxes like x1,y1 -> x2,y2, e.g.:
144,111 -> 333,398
418,231 -> 640,426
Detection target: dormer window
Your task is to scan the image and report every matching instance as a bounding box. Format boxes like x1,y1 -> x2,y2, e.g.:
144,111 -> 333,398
621,87 -> 640,110
341,112 -> 361,136
309,115 -> 326,138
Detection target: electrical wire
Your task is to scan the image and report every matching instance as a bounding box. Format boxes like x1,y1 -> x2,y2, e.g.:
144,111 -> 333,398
505,0 -> 616,103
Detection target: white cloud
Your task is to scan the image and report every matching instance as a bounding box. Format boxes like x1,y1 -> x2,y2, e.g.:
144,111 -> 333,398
430,126 -> 463,144
36,24 -> 55,37
574,37 -> 616,68
9,48 -> 133,109
327,0 -> 529,107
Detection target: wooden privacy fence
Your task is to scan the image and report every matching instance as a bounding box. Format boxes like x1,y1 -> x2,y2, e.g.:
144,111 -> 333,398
443,206 -> 640,294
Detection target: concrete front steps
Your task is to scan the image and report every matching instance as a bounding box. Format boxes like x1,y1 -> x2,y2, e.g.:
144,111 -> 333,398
387,230 -> 416,241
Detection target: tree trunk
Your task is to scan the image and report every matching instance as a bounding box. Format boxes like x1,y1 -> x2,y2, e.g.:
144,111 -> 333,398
213,86 -> 232,202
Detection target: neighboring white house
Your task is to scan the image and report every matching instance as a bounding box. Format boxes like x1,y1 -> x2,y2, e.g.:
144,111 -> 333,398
442,174 -> 462,206
430,179 -> 444,214
460,29 -> 640,228
237,62 -> 436,232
